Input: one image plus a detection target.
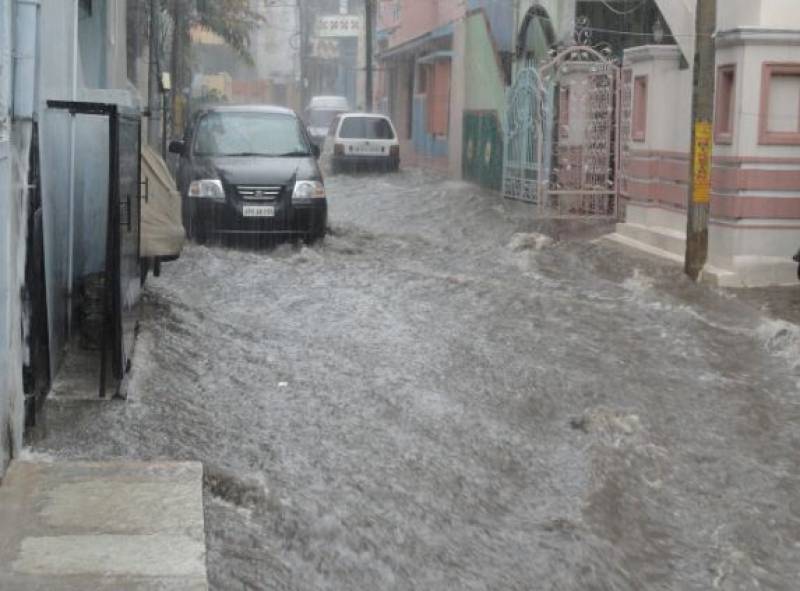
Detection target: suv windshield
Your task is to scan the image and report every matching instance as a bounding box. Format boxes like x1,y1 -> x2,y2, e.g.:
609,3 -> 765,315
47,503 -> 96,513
339,117 -> 395,140
308,109 -> 343,128
194,111 -> 310,157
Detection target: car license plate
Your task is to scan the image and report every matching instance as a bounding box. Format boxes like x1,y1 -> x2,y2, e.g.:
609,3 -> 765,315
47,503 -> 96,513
353,144 -> 384,155
242,205 -> 275,218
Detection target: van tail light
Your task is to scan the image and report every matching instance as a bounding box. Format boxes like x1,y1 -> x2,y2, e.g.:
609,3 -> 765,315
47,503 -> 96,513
390,145 -> 400,159
334,143 -> 344,156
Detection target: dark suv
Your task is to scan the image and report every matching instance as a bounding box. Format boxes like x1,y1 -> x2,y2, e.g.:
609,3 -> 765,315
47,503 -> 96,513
170,105 -> 327,243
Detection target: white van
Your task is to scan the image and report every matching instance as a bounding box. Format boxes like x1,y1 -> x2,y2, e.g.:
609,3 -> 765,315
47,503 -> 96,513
306,96 -> 350,146
323,113 -> 400,174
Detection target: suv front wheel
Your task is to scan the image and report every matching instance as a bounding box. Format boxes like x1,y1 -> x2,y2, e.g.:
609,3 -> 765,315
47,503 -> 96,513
305,220 -> 327,244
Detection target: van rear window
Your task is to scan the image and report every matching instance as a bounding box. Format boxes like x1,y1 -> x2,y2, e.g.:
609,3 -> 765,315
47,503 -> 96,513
339,117 -> 395,140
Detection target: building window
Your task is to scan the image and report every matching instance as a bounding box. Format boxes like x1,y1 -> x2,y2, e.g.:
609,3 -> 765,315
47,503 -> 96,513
759,63 -> 800,145
715,65 -> 735,144
633,75 -> 648,142
426,60 -> 451,136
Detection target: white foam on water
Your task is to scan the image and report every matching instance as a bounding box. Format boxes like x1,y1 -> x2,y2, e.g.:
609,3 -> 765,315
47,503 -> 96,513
290,245 -> 324,265
206,493 -> 255,522
581,407 -> 643,448
757,318 -> 800,371
621,268 -> 654,297
508,232 -> 554,253
619,268 -> 685,315
16,447 -> 57,463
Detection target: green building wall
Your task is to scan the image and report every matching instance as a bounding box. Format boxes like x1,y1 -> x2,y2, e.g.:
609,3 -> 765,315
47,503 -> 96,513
460,2 -> 575,192
463,110 -> 504,191
462,12 -> 507,191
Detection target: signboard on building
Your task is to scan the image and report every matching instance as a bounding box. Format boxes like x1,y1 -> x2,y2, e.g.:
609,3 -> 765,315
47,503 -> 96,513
317,15 -> 361,38
312,39 -> 340,60
692,122 -> 712,204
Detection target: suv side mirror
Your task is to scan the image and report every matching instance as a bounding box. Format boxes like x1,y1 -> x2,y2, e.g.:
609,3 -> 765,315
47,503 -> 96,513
168,140 -> 186,155
311,144 -> 321,159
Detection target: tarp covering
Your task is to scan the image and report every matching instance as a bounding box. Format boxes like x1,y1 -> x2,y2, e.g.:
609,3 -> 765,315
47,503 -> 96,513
140,145 -> 185,258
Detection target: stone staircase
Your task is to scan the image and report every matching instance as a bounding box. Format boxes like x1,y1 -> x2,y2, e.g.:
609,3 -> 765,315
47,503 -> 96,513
0,461 -> 208,590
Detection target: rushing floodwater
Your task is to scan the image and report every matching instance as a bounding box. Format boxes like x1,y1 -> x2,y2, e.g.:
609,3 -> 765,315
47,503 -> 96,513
30,169 -> 800,590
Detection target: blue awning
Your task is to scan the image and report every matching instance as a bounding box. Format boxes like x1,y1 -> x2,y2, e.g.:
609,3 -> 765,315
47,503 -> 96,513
417,50 -> 453,64
379,22 -> 454,60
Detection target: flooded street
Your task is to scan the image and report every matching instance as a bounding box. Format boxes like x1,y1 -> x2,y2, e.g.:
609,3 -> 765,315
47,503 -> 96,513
30,170 -> 800,590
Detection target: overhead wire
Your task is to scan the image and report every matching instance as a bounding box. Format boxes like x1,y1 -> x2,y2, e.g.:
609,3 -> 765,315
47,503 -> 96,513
427,0 -> 701,40
526,6 -> 699,39
595,0 -> 648,17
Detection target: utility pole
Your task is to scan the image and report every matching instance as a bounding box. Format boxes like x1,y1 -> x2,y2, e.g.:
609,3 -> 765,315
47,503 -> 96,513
147,0 -> 160,149
298,0 -> 308,111
170,0 -> 188,138
364,0 -> 373,111
684,0 -> 717,280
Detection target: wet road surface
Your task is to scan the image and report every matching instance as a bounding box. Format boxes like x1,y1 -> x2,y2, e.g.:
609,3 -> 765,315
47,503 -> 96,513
30,169 -> 800,590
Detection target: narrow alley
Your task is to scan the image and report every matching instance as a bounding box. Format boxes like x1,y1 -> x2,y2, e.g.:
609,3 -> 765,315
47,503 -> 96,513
28,170 -> 800,590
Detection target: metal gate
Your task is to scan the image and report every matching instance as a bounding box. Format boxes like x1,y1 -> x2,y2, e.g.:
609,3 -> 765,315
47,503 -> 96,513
503,45 -> 620,218
502,66 -> 547,204
47,100 -> 142,398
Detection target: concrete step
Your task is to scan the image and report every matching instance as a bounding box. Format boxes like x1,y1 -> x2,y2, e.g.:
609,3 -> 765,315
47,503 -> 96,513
606,223 -> 687,263
0,461 -> 208,590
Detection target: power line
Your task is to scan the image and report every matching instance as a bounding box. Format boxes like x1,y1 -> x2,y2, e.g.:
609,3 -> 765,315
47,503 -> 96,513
584,24 -> 695,39
596,0 -> 648,17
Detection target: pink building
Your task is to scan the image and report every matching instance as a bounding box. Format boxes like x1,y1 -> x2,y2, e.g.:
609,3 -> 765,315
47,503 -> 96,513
379,0 -> 460,47
376,0 -> 524,180
612,0 -> 800,286
376,0 -> 465,171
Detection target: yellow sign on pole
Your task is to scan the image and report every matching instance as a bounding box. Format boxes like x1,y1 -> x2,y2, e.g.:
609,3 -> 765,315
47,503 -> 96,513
692,122 -> 712,204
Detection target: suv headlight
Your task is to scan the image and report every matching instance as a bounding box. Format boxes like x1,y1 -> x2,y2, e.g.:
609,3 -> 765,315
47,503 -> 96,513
292,180 -> 326,201
188,179 -> 225,200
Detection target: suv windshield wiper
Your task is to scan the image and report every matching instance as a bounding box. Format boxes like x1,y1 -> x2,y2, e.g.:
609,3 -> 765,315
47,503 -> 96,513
277,150 -> 312,157
206,151 -> 312,157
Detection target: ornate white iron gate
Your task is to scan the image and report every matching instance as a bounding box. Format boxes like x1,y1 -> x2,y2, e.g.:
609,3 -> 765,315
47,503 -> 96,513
502,67 -> 547,204
503,44 -> 621,218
